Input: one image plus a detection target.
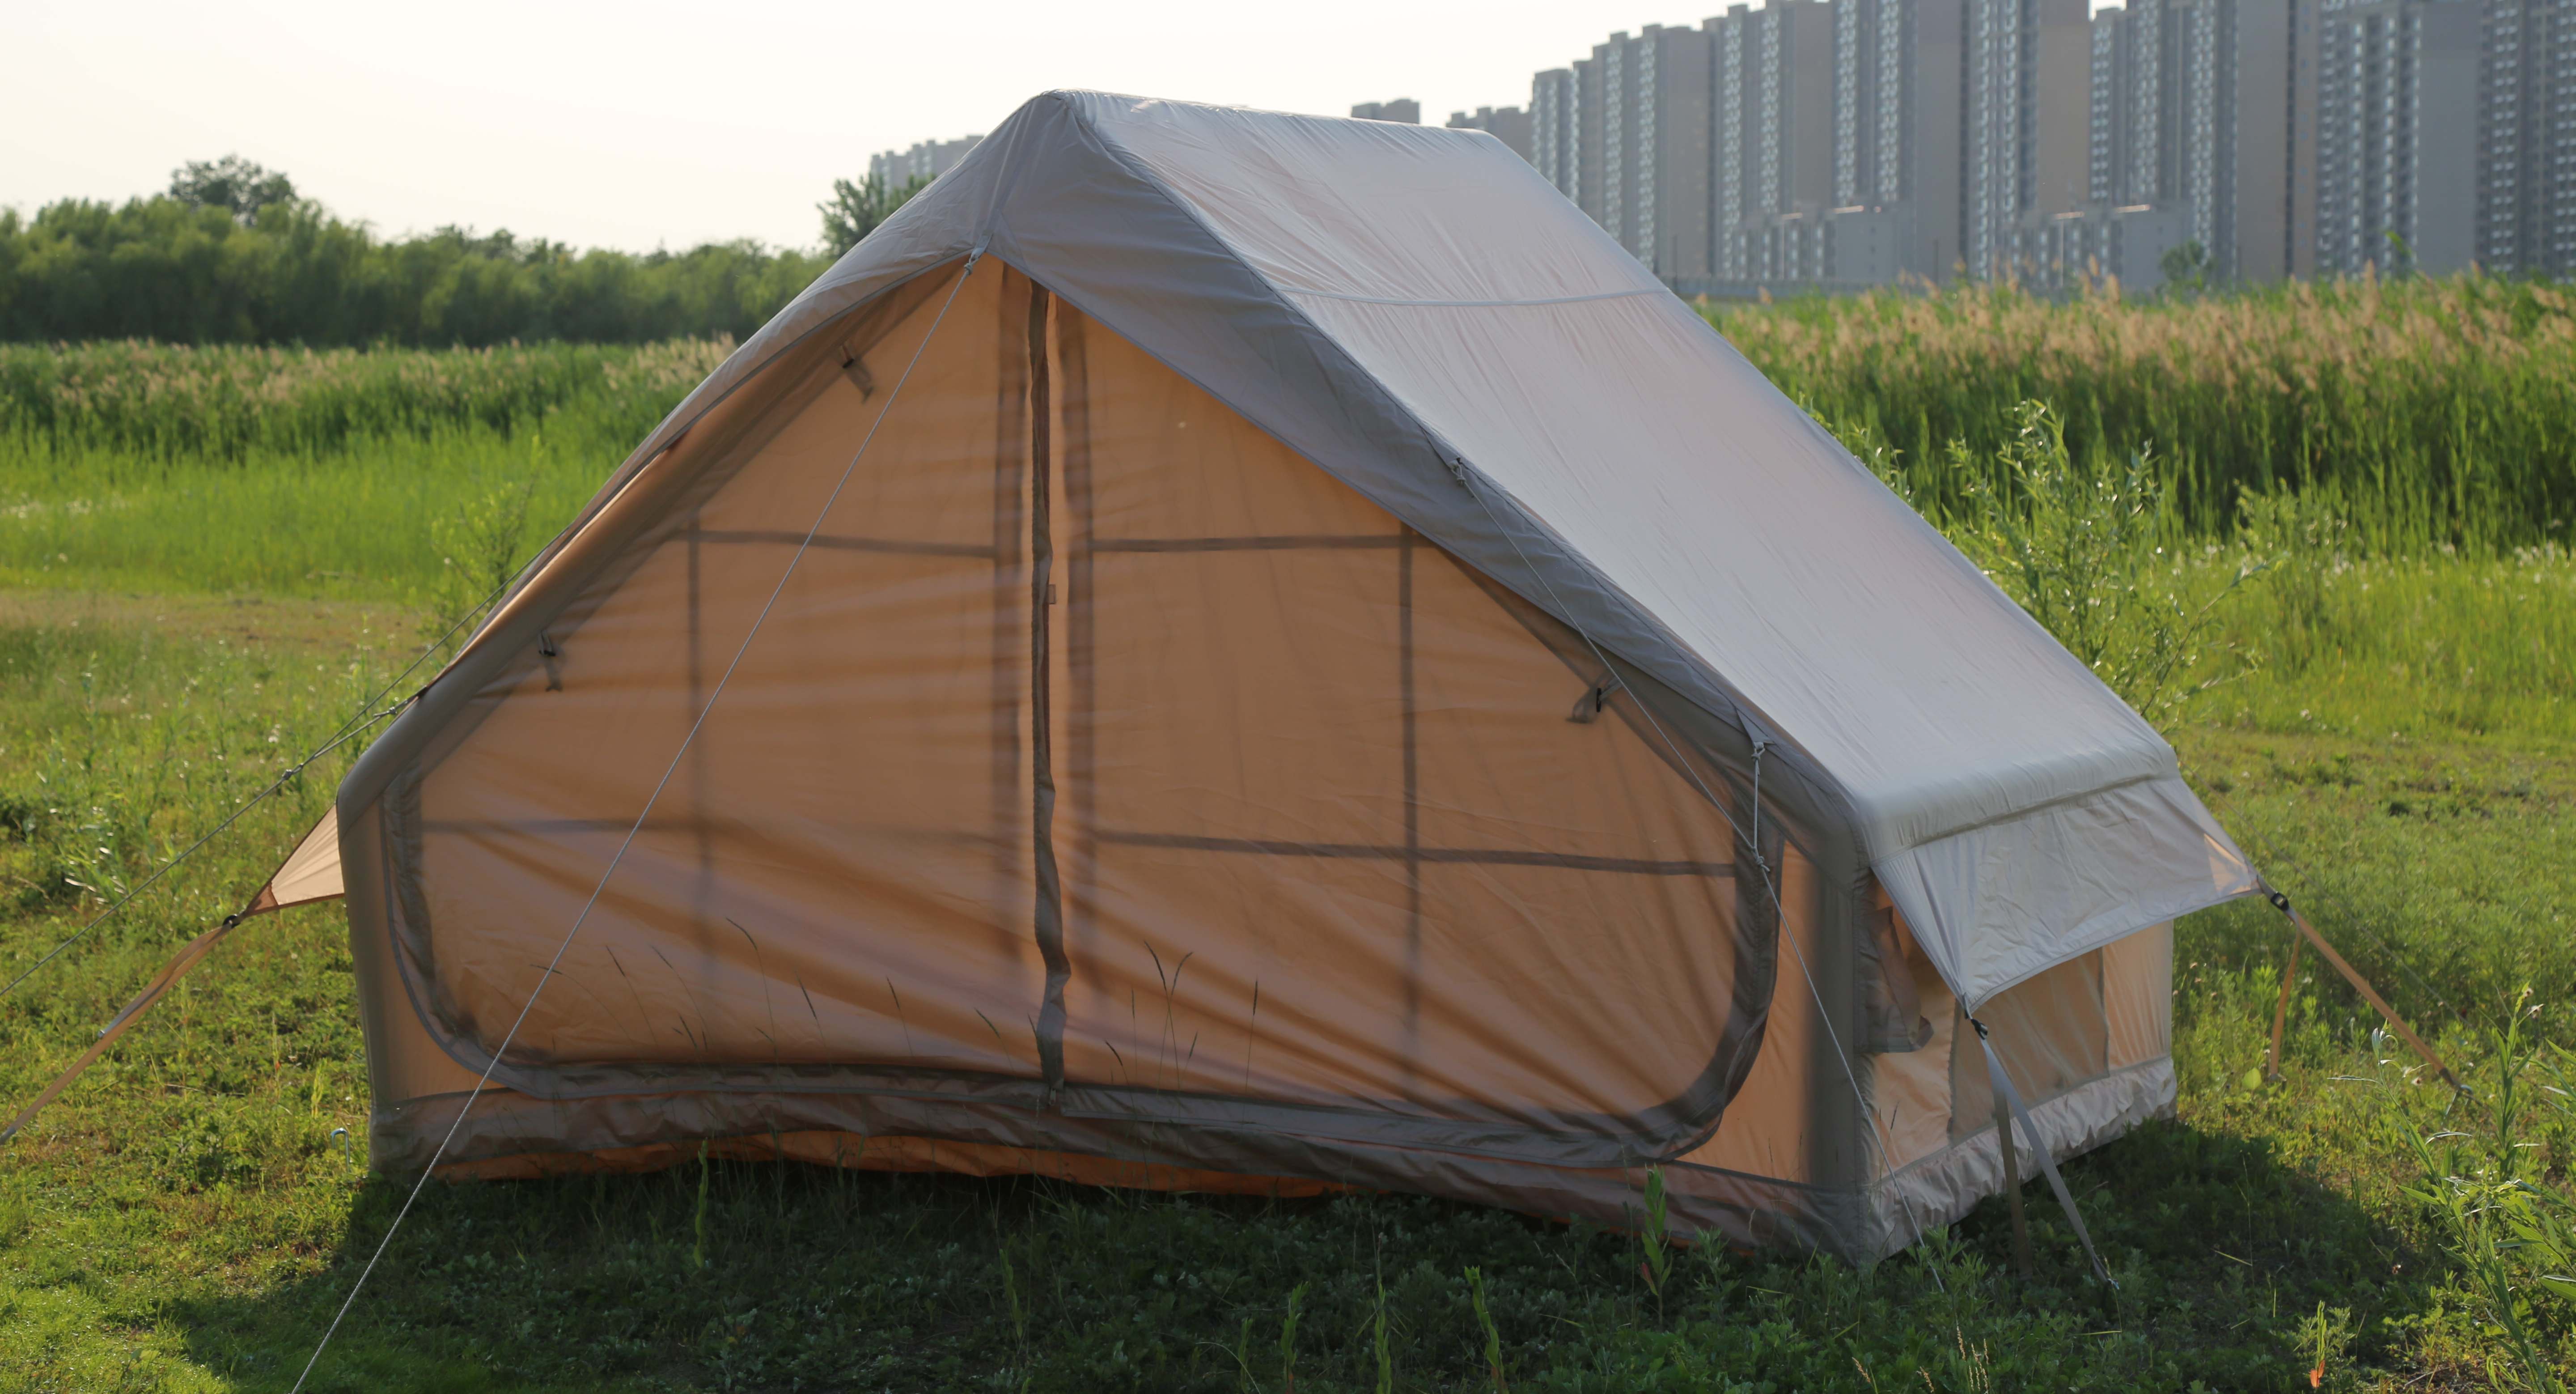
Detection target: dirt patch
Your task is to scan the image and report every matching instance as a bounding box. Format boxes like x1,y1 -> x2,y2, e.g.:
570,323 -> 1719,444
0,589 -> 418,659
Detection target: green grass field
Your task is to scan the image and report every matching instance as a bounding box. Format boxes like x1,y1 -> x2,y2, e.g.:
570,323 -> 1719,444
4,287 -> 2576,1390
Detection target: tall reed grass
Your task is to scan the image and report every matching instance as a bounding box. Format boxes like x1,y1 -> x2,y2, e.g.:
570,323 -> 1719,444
0,337 -> 729,462
1710,273 -> 2576,553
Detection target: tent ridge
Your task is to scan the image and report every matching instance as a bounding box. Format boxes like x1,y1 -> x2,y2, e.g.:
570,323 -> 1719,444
1274,286 -> 1666,309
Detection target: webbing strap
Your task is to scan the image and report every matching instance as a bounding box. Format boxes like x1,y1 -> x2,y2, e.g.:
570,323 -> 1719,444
1972,1020 -> 2115,1287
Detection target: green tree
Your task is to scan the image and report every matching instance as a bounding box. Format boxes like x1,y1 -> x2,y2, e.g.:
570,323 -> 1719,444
167,155 -> 299,222
0,164 -> 884,344
2157,238 -> 2210,294
2383,229 -> 2418,276
818,173 -> 928,258
0,191 -> 831,346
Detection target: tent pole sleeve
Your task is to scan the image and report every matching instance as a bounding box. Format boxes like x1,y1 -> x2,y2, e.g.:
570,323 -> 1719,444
2265,887 -> 2459,1091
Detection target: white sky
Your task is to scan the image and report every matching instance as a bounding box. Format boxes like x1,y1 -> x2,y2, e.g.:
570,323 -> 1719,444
8,0 -> 1720,254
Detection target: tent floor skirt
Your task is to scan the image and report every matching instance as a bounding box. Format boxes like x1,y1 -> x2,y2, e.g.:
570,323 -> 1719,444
373,1056 -> 2173,1263
1869,1054 -> 2177,1258
374,1085 -> 1890,1259
433,1128 -> 1354,1201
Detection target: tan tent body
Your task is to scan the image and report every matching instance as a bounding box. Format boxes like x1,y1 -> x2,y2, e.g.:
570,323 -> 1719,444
323,93 -> 2254,1258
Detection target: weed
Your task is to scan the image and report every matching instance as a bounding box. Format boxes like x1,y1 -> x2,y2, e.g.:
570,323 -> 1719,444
2295,1300 -> 2357,1389
1635,1165 -> 1673,1322
693,1139 -> 711,1271
1938,401 -> 2269,721
1464,1266 -> 1506,1391
1279,1280 -> 1306,1392
420,463 -> 543,655
1372,1267 -> 1394,1394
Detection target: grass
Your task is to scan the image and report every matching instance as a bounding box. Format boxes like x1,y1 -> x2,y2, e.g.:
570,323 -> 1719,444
0,340 -> 725,463
10,612 -> 2566,1392
4,282 -> 2576,1388
0,340 -> 726,605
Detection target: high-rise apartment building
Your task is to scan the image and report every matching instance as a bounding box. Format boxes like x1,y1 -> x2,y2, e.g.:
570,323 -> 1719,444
1708,0 -> 1836,279
2081,0 -> 2329,282
1576,55 -> 1607,218
1530,30 -> 1720,273
2288,0 -> 2323,275
869,137 -> 983,187
2479,0 -> 2576,275
1962,0 -> 2091,276
1831,0 -> 1965,278
1593,26 -> 1716,276
1708,8 -> 1756,269
2091,7 -> 2139,205
2226,0 -> 2300,280
2175,0 -> 2240,266
1600,34 -> 1646,254
2085,0 -> 2298,282
1448,106 -> 1537,162
1532,69 -> 1580,196
1350,98 -> 1424,123
1518,0 -> 2576,293
1532,61 -> 1608,215
2314,0 -> 2480,274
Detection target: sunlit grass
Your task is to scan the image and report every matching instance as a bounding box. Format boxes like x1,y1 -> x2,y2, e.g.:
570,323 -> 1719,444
0,340 -> 719,603
5,602 -> 2565,1389
0,434 -> 596,602
2210,543 -> 2576,740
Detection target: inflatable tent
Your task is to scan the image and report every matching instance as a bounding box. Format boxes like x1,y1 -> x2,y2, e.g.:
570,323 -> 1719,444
280,93 -> 2257,1258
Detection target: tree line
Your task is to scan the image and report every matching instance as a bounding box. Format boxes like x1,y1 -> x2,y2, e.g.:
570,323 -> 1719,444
0,157 -> 927,347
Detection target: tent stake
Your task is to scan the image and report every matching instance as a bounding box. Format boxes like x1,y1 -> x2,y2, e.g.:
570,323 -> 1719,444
2265,926 -> 2304,1082
2264,886 -> 2461,1091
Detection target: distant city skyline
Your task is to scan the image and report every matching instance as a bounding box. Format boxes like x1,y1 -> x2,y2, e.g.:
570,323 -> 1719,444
7,0 -> 1705,255
15,0 -> 2547,280
1505,0 -> 2574,292
850,0 -> 2549,296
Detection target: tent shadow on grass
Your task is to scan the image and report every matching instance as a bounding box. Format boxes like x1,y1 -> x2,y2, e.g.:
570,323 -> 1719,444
169,1115 -> 2432,1392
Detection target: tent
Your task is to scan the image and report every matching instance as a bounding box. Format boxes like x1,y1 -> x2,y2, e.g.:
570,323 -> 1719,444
269,92 -> 2258,1259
